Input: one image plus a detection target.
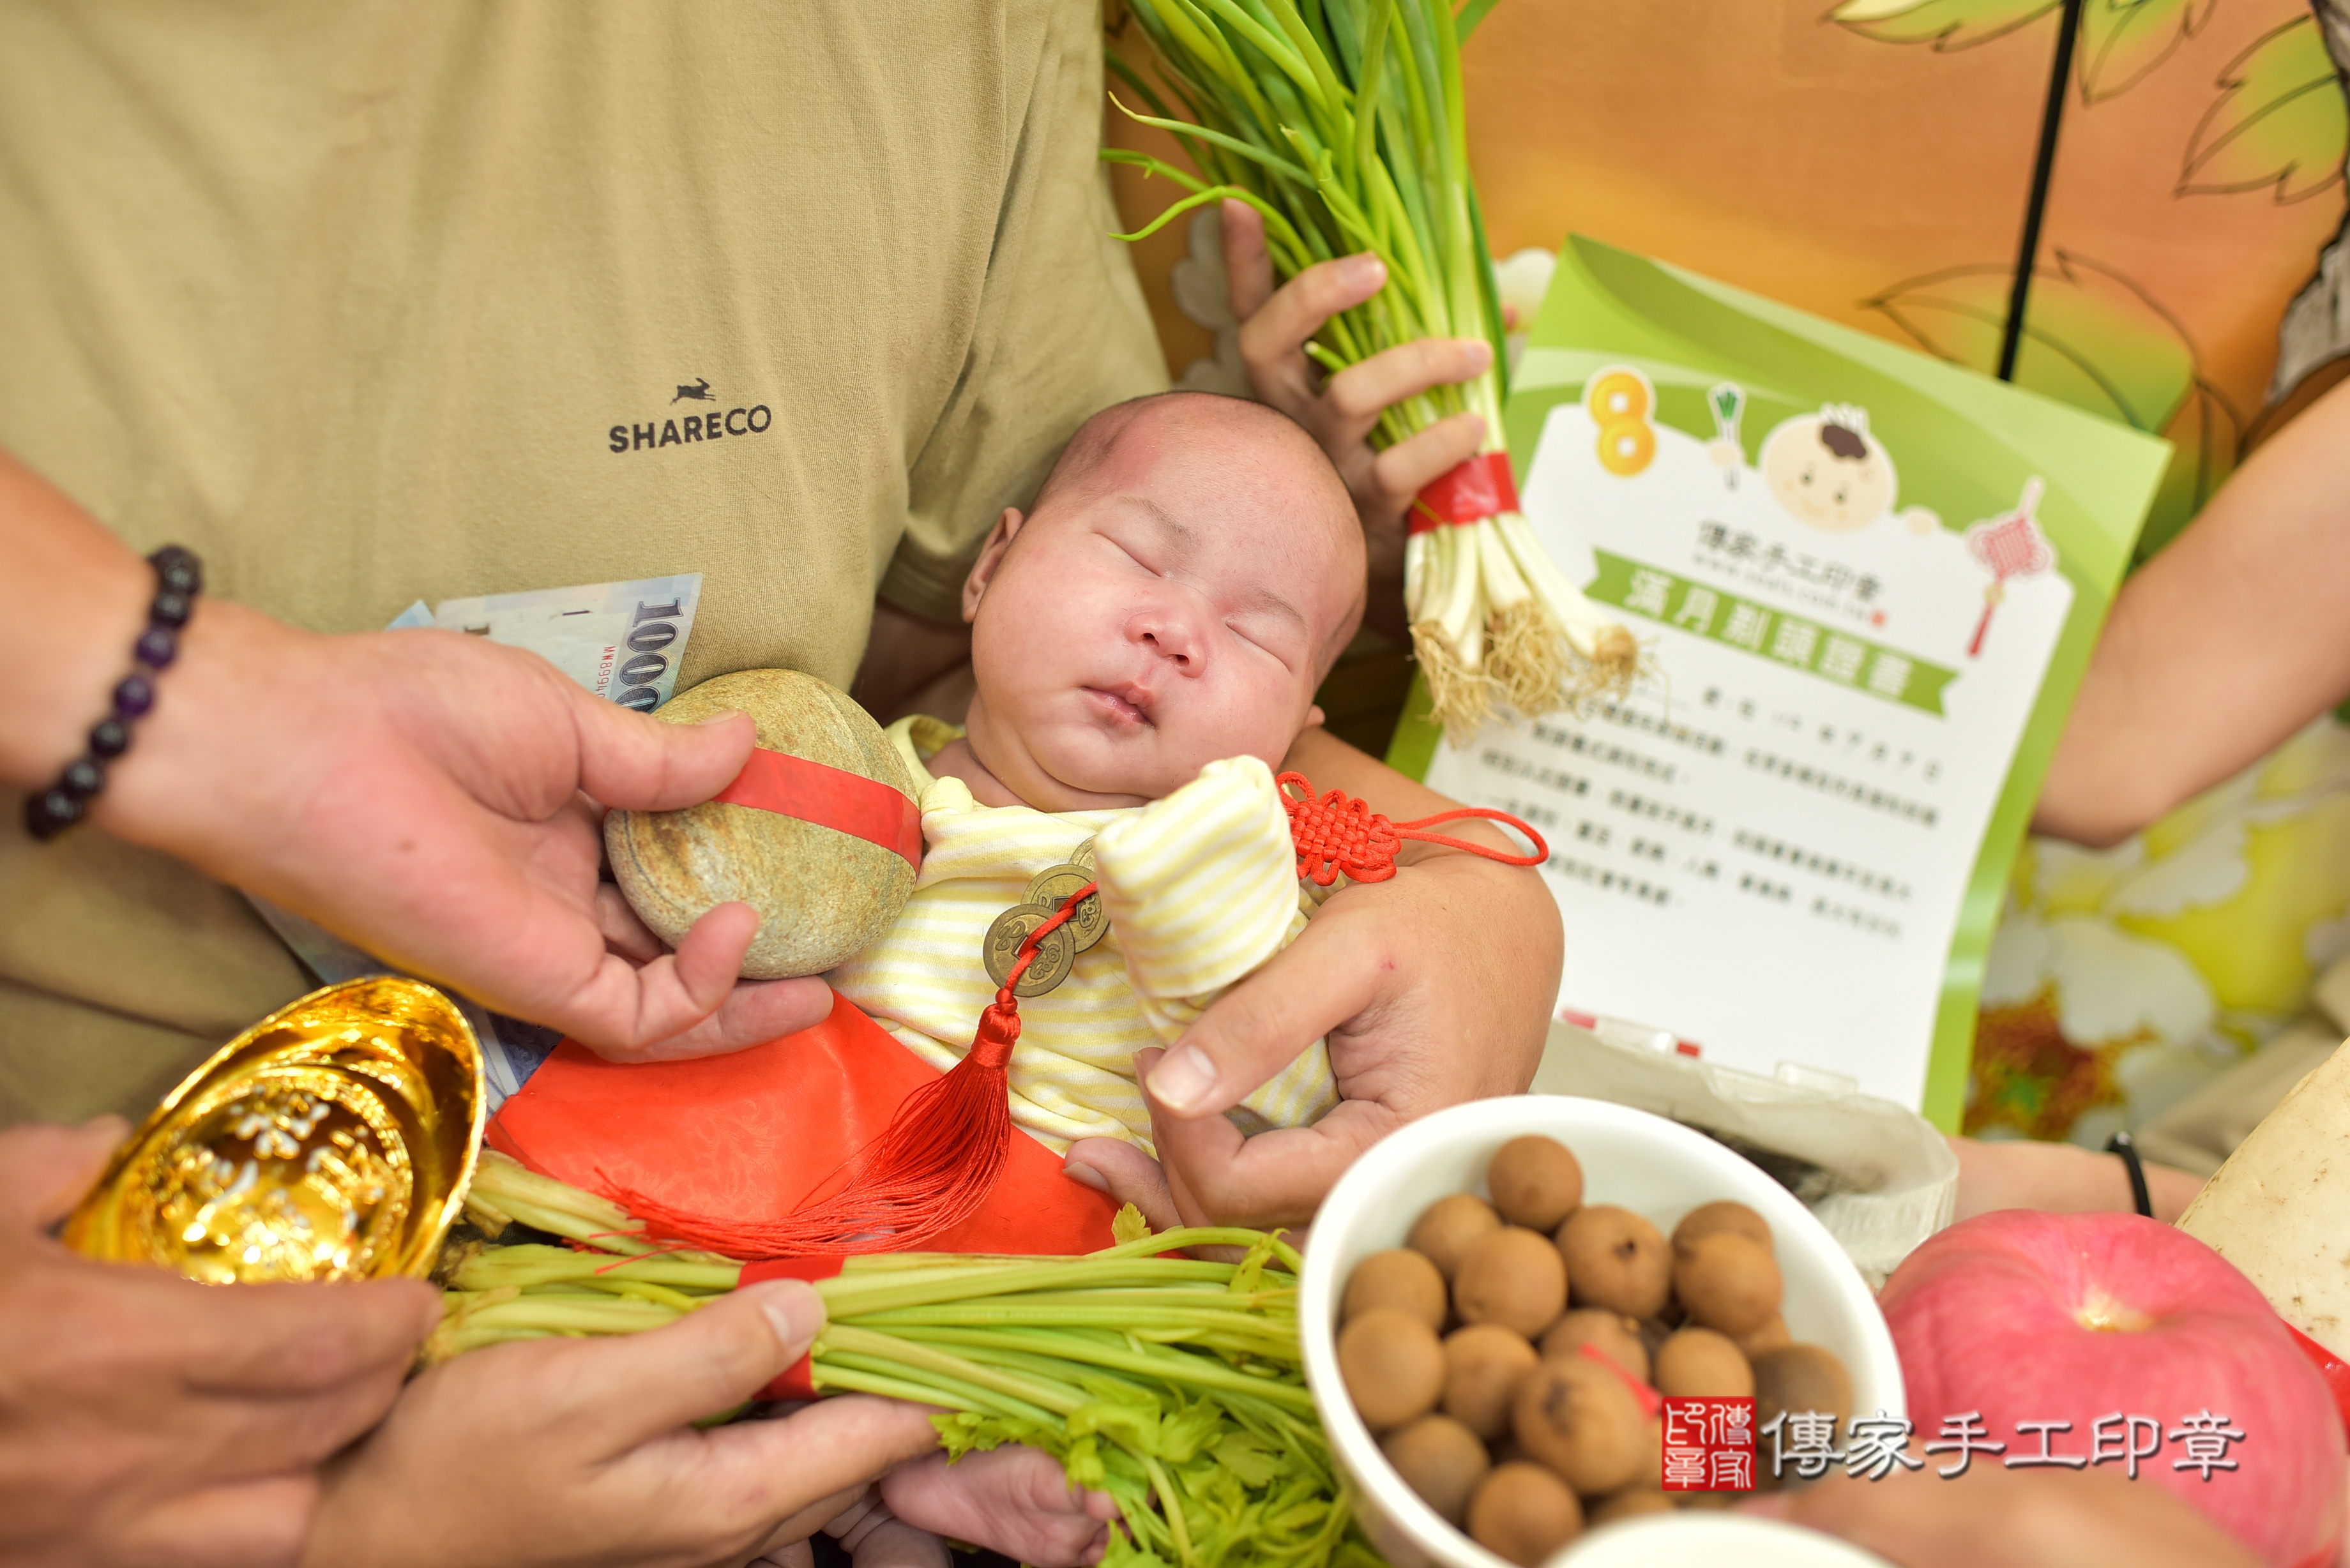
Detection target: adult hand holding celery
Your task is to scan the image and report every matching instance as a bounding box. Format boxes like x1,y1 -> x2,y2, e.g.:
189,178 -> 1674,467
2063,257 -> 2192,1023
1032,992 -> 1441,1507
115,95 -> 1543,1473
436,1154 -> 1372,1568
1107,0 -> 1635,737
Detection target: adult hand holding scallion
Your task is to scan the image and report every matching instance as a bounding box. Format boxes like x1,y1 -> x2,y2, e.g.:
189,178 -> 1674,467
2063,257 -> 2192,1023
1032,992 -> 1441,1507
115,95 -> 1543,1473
432,1154 -> 1373,1568
1107,0 -> 1637,737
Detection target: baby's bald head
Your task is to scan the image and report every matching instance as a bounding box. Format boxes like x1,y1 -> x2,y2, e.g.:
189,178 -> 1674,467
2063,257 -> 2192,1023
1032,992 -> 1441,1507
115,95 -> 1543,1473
1032,393 -> 1365,675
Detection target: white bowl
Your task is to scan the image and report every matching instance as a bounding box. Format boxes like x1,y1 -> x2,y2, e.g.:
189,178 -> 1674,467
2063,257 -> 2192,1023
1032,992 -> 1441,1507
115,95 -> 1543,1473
1301,1096 -> 1906,1568
1553,1513 -> 1897,1567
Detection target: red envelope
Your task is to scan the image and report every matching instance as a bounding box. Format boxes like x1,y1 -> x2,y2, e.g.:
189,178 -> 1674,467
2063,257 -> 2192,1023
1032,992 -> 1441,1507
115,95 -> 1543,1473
487,988 -> 1121,1258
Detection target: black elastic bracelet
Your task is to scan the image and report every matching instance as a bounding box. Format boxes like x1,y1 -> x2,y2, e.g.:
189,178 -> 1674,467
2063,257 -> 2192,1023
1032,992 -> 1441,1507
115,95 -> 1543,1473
2105,1129 -> 2155,1219
25,545 -> 202,841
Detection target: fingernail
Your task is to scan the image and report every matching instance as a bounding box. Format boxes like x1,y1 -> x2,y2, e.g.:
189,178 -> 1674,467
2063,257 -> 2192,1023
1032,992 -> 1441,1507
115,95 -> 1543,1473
1062,1159 -> 1110,1194
1462,339 -> 1493,367
753,1279 -> 826,1348
695,707 -> 748,727
1340,253 -> 1384,287
1146,1044 -> 1218,1113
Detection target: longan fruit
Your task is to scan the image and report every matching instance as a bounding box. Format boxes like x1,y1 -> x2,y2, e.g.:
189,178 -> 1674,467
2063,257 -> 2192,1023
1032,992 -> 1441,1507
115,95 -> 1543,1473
1381,1412 -> 1491,1525
1338,1307 -> 1444,1431
1344,1248 -> 1448,1332
1408,1193 -> 1503,1282
1441,1323 -> 1539,1441
1672,1232 -> 1782,1336
1556,1206 -> 1671,1318
1586,1488 -> 1673,1525
1537,1309 -> 1649,1384
1467,1462 -> 1583,1567
1633,1414 -> 1663,1491
1511,1355 -> 1646,1495
1736,1314 -> 1793,1358
1485,1136 -> 1584,1232
1455,1226 -> 1568,1339
1754,1343 -> 1853,1431
1672,1200 -> 1771,1254
1653,1327 -> 1754,1398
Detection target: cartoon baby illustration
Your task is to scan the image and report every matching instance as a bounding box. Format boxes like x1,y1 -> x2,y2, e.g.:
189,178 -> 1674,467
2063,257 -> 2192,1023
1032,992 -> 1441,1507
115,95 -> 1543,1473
1759,404 -> 1897,532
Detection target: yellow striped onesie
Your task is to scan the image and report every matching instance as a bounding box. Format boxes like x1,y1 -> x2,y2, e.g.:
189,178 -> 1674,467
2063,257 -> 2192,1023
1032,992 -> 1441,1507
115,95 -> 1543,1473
825,716 -> 1340,1155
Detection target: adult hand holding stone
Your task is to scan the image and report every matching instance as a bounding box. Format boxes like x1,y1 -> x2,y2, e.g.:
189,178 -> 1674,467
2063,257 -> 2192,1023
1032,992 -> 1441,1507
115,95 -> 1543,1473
8,450 -> 832,1061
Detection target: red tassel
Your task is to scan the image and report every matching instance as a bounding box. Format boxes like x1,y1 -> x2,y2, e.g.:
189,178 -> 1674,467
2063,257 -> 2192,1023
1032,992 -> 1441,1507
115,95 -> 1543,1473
611,896 -> 1075,1259
602,780 -> 1549,1262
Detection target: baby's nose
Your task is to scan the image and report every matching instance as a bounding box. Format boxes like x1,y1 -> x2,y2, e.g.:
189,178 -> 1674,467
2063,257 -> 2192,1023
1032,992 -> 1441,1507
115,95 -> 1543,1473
1139,626 -> 1193,667
1131,603 -> 1206,669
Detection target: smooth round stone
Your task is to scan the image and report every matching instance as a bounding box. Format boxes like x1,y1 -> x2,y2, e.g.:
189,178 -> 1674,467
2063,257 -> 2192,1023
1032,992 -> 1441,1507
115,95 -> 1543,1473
604,669 -> 918,979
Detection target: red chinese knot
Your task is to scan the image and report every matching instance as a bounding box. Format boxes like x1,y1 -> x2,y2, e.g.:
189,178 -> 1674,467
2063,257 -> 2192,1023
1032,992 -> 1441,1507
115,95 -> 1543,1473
1278,771 -> 1547,885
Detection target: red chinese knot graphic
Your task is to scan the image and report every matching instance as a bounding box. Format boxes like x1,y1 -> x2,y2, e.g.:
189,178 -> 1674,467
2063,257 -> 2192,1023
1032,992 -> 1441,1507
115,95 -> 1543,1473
1964,478 -> 2056,659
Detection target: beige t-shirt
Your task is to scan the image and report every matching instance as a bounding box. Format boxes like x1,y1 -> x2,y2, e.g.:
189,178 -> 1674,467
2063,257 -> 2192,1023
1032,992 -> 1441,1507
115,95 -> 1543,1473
0,1 -> 1167,1122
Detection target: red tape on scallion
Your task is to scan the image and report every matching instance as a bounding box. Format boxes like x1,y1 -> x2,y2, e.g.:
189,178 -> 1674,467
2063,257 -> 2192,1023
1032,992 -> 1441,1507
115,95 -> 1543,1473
1408,451 -> 1520,535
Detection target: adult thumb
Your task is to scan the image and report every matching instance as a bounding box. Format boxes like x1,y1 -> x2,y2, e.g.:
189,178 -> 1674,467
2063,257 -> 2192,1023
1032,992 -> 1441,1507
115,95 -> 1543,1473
1063,1135 -> 1181,1233
573,697 -> 757,813
568,1278 -> 826,1438
1142,916 -> 1377,1118
0,1117 -> 132,1228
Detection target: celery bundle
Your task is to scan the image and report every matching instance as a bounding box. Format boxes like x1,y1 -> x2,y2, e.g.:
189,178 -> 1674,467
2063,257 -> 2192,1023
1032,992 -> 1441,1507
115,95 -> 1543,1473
1109,0 -> 1637,737
436,1156 -> 1370,1568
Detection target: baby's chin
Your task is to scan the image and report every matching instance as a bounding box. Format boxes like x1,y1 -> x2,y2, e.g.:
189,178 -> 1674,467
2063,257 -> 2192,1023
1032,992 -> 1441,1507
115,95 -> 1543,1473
1021,733 -> 1199,810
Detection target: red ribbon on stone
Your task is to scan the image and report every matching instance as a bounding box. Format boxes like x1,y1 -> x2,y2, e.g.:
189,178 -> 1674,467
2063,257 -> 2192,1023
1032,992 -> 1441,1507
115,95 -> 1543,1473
713,748 -> 922,868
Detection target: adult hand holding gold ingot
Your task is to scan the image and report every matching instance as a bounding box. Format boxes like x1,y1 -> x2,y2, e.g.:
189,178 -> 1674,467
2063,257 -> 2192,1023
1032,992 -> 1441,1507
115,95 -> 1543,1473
6,976 -> 911,1568
0,1116 -> 439,1568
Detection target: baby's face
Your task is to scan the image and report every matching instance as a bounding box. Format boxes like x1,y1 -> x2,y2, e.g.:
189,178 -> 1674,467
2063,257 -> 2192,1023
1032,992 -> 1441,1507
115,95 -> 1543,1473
960,419 -> 1361,811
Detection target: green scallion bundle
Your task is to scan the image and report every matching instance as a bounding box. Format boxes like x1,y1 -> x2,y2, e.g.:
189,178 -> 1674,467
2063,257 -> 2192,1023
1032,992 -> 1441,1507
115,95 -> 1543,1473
1108,0 -> 1637,739
435,1155 -> 1373,1568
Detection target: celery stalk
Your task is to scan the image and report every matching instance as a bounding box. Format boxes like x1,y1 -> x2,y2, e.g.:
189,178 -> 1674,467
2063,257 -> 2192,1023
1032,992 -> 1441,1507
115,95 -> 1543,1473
435,1164 -> 1370,1568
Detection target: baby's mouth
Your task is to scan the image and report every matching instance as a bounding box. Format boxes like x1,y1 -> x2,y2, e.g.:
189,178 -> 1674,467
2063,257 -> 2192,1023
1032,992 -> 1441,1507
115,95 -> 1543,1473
1083,685 -> 1154,728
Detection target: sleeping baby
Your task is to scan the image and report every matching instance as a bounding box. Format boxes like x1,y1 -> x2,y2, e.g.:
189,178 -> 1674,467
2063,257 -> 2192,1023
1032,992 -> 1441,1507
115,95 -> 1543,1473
809,390 -> 1531,1568
828,389 -> 1369,1164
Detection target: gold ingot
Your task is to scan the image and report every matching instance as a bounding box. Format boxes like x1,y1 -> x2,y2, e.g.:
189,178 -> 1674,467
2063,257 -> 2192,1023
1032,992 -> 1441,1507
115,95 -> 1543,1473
64,976 -> 485,1284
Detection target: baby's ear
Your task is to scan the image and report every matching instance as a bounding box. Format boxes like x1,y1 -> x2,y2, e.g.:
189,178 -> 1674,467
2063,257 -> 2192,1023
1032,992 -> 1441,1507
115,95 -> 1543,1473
962,508 -> 1026,622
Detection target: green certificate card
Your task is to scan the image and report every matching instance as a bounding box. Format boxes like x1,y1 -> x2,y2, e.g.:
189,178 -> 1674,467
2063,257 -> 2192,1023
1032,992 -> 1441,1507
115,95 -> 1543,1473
1390,236 -> 2171,1128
